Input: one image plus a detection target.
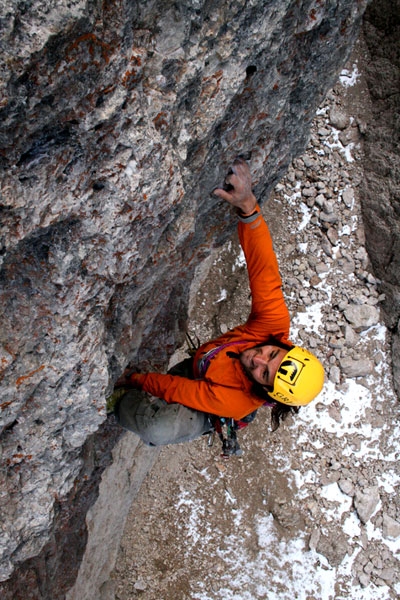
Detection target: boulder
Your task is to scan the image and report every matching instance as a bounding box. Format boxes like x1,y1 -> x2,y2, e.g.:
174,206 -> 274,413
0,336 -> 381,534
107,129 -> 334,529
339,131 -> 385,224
354,486 -> 381,524
344,304 -> 380,331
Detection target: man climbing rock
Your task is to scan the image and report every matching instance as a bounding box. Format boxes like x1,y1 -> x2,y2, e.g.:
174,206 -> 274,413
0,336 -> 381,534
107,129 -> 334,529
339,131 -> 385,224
109,158 -> 324,452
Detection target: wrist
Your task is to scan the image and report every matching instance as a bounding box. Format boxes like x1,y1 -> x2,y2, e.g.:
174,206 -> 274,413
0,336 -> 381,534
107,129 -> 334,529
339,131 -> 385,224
237,194 -> 257,216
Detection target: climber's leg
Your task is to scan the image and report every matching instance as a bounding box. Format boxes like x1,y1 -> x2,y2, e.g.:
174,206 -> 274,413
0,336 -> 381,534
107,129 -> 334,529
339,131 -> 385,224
116,390 -> 212,446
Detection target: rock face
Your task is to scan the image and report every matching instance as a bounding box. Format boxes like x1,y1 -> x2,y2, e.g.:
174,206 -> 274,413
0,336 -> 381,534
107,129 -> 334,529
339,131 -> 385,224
360,0 -> 400,393
0,0 -> 369,595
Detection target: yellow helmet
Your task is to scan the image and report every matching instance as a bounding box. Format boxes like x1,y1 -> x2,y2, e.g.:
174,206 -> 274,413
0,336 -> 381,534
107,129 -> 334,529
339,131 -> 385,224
269,346 -> 325,406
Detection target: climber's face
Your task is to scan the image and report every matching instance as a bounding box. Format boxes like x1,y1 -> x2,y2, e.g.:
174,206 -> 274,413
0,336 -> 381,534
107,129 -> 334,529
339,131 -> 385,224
239,344 -> 287,388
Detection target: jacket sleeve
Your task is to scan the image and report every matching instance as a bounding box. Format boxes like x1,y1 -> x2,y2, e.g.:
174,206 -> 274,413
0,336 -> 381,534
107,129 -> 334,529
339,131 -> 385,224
132,372 -> 261,420
238,205 -> 290,337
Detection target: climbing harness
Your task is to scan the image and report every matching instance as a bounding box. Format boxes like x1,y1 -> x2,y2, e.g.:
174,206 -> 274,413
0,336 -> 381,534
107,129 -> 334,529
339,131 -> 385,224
196,339 -> 252,378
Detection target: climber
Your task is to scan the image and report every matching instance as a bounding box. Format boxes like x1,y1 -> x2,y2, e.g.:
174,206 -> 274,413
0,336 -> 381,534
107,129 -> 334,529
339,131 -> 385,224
108,157 -> 325,451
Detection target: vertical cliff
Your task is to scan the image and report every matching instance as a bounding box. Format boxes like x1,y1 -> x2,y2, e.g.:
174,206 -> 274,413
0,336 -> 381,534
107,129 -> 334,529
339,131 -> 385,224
0,0 -> 369,595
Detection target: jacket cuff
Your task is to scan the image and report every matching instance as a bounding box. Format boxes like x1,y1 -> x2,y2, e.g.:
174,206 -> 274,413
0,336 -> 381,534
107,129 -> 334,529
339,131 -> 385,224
129,373 -> 145,389
237,205 -> 261,223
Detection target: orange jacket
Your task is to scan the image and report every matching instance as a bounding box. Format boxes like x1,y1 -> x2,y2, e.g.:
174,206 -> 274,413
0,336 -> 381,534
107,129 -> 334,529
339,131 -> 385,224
132,205 -> 291,420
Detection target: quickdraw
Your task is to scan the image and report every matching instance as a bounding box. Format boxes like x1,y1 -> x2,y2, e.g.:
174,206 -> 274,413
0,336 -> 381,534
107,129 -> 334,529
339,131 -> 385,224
208,409 -> 258,458
208,417 -> 243,458
185,332 -> 201,357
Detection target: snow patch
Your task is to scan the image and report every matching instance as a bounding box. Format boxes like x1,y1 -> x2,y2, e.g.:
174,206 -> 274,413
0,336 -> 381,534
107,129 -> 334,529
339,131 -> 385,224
339,63 -> 360,87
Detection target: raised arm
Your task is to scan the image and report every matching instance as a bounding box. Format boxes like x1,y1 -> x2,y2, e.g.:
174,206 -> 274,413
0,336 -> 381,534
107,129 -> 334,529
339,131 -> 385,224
214,158 -> 290,336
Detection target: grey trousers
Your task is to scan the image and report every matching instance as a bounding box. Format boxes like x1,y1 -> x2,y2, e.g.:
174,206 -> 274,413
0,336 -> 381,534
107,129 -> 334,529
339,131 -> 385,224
116,390 -> 212,446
